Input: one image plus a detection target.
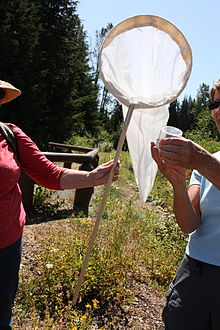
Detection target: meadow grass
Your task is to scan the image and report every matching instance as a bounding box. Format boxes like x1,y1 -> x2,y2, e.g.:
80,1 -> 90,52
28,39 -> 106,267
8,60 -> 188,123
14,150 -> 189,328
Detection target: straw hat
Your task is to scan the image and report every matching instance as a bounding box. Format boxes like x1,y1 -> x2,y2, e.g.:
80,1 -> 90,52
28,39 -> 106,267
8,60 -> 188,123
0,80 -> 21,104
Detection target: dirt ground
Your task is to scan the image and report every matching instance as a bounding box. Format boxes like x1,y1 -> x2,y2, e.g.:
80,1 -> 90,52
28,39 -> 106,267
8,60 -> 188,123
21,186 -> 166,330
101,278 -> 165,329
21,223 -> 165,330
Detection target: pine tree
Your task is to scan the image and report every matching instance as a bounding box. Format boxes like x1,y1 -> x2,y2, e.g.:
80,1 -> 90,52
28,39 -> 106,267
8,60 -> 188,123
180,83 -> 219,139
178,96 -> 194,132
0,0 -> 99,148
167,99 -> 180,128
192,83 -> 210,119
193,84 -> 219,139
92,24 -> 115,120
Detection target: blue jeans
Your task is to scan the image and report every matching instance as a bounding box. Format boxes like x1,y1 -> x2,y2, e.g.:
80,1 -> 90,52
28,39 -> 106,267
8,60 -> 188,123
0,237 -> 22,329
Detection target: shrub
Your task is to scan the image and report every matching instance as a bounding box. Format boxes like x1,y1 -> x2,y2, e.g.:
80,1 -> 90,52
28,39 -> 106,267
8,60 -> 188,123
32,185 -> 61,217
66,134 -> 95,149
184,130 -> 220,153
97,141 -> 113,152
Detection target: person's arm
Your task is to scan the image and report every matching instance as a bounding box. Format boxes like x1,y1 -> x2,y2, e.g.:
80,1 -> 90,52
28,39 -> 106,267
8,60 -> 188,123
151,142 -> 201,233
195,151 -> 220,190
159,137 -> 220,190
60,160 -> 119,189
12,124 -> 119,190
172,184 -> 200,233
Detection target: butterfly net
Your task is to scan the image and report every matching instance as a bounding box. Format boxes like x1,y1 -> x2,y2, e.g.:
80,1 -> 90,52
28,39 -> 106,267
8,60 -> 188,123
99,15 -> 192,201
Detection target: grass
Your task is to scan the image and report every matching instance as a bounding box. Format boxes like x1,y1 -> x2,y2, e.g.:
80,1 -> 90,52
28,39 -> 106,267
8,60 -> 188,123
13,150 -> 188,328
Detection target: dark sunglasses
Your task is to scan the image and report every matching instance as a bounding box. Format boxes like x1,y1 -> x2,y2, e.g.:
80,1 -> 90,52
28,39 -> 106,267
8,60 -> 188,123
0,88 -> 6,100
208,101 -> 220,110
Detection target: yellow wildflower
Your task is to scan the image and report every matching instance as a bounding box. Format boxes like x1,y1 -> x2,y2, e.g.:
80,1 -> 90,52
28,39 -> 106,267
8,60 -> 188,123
92,299 -> 99,309
80,314 -> 87,321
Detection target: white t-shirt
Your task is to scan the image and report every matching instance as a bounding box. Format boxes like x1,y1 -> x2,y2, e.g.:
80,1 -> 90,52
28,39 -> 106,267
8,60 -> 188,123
186,151 -> 220,266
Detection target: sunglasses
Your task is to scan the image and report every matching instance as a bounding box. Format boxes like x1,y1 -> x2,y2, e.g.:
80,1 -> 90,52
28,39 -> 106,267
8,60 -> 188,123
0,88 -> 6,100
208,101 -> 220,110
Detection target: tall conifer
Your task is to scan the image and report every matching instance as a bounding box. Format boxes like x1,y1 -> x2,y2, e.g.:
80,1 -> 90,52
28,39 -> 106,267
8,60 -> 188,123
0,0 -> 99,147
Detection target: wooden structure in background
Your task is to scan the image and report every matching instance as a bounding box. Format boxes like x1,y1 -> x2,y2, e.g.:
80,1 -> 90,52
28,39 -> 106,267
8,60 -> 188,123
19,142 -> 99,216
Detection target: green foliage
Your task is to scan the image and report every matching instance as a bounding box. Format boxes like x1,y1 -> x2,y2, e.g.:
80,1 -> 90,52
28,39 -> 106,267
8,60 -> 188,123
92,23 -> 114,114
14,151 -> 189,328
148,171 -> 174,209
33,186 -> 51,205
167,99 -> 181,129
98,141 -> 113,152
66,133 -> 95,149
15,218 -> 129,327
184,130 -> 220,153
194,108 -> 220,140
178,96 -> 194,132
66,130 -> 115,151
95,130 -> 114,152
135,209 -> 187,288
166,83 -> 218,138
0,0 -> 100,148
33,185 -> 61,217
0,0 -> 217,155
192,83 -> 210,116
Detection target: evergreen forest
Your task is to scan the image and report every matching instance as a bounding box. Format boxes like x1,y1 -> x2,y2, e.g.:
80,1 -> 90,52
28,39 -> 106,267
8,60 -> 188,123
0,0 -> 219,151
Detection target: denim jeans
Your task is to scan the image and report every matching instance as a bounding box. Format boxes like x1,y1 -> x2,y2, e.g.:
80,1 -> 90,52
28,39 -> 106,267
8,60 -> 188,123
0,237 -> 22,329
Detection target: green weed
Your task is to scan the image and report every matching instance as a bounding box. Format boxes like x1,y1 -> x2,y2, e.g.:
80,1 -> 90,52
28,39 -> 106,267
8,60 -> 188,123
14,146 -> 200,327
33,185 -> 62,217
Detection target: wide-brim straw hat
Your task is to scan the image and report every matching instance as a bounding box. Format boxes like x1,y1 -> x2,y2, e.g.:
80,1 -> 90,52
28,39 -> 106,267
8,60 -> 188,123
0,80 -> 21,104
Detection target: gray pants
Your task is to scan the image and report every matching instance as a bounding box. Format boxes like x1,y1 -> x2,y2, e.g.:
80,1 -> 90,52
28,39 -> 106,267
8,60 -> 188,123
163,254 -> 220,330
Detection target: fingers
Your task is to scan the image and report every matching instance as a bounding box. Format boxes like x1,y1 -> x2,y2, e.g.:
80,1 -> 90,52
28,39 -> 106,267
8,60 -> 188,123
113,166 -> 120,176
151,142 -> 164,169
100,159 -> 119,168
99,160 -> 114,168
159,149 -> 181,162
160,136 -> 186,147
159,155 -> 180,166
158,138 -> 191,164
112,175 -> 119,182
151,142 -> 158,159
96,160 -> 120,185
114,160 -> 120,173
99,160 -> 120,174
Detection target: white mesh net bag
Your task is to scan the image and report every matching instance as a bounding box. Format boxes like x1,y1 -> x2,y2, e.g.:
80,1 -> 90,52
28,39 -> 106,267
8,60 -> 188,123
99,15 -> 192,201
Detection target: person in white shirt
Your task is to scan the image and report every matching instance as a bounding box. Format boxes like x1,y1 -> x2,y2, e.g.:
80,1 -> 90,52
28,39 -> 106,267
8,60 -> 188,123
151,79 -> 220,330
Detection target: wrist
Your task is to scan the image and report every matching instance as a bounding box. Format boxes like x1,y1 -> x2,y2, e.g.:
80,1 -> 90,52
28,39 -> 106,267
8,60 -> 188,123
86,170 -> 95,186
172,181 -> 187,193
194,146 -> 211,172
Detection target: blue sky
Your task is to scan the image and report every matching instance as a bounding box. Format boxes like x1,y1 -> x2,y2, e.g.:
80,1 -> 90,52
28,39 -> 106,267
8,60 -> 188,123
77,0 -> 220,101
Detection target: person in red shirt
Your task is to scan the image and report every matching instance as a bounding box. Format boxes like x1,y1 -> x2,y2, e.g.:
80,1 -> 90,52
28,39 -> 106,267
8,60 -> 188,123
0,80 -> 119,328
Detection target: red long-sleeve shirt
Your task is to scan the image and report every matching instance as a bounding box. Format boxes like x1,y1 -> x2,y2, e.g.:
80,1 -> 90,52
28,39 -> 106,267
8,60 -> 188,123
0,123 -> 66,249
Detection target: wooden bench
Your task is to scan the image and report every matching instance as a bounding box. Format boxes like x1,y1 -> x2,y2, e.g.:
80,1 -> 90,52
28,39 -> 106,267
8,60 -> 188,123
19,142 -> 99,217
